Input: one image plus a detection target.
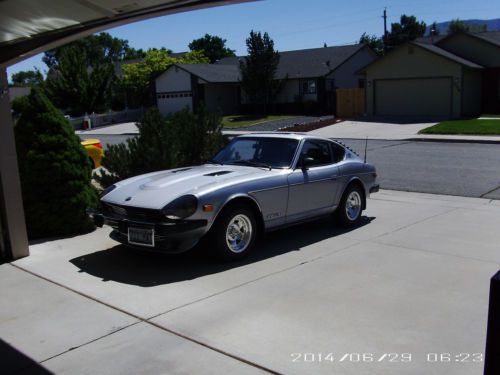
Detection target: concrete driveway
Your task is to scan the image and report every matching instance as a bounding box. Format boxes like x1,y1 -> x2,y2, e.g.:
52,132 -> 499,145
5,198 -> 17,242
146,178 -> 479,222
2,190 -> 499,374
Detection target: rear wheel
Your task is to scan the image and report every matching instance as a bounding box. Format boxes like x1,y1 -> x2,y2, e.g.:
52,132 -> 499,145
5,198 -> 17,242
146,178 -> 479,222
211,204 -> 258,260
335,184 -> 364,226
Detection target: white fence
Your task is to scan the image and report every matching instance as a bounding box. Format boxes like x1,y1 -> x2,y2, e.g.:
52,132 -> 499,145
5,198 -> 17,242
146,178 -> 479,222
70,107 -> 145,130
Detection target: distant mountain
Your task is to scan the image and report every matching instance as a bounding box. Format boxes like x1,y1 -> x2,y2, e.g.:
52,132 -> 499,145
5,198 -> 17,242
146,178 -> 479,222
428,18 -> 500,34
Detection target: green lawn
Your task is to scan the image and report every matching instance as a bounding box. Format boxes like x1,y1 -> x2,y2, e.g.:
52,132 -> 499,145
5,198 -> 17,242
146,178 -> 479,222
419,118 -> 500,135
222,115 -> 295,128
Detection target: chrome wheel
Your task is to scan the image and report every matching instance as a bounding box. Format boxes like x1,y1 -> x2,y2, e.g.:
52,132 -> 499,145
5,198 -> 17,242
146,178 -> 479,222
345,191 -> 362,221
225,214 -> 253,253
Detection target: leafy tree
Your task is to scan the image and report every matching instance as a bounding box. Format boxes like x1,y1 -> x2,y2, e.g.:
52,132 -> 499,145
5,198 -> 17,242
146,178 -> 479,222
44,44 -> 115,115
43,32 -> 135,69
239,31 -> 281,112
11,95 -> 30,117
429,22 -> 441,36
388,15 -> 426,48
96,106 -> 224,187
121,49 -> 209,107
189,34 -> 236,63
11,70 -> 43,87
14,87 -> 97,239
43,32 -> 138,114
359,33 -> 384,55
447,19 -> 487,34
448,19 -> 469,34
124,47 -> 146,61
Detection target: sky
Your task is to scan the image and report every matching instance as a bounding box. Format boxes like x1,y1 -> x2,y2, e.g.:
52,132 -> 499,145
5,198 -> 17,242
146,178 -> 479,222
7,0 -> 500,81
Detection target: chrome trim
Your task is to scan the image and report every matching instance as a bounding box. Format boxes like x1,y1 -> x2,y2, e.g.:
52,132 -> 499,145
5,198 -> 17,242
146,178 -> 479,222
249,185 -> 288,194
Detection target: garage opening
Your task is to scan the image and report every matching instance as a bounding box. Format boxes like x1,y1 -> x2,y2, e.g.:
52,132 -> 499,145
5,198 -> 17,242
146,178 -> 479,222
374,77 -> 453,117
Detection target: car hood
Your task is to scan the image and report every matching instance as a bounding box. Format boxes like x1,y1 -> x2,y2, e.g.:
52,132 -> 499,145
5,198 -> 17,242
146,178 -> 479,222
102,164 -> 275,209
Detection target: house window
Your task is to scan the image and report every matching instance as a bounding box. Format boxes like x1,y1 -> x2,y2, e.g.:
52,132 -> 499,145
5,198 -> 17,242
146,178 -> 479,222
358,79 -> 365,89
301,80 -> 316,94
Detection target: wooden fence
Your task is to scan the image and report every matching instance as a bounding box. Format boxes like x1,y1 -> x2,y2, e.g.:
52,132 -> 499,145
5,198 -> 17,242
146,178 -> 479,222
336,88 -> 365,118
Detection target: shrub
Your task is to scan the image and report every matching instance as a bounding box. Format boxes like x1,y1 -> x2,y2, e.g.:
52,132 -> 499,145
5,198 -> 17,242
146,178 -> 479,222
14,87 -> 98,239
96,106 -> 224,187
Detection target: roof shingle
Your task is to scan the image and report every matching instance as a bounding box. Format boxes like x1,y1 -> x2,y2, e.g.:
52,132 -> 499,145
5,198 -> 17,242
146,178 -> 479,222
217,44 -> 367,79
175,63 -> 240,83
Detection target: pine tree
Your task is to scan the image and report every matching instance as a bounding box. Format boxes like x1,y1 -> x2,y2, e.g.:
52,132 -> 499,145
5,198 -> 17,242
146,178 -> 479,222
239,31 -> 282,113
15,87 -> 98,239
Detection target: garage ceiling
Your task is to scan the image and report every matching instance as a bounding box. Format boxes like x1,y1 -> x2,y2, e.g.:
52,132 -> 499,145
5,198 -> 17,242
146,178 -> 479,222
0,0 -> 253,67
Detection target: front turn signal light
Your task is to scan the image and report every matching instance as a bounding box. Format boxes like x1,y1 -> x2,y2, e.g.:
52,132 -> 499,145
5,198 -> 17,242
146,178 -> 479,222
203,204 -> 214,212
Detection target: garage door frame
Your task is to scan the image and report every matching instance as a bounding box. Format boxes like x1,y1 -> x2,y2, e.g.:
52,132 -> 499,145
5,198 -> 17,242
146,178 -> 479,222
373,76 -> 454,117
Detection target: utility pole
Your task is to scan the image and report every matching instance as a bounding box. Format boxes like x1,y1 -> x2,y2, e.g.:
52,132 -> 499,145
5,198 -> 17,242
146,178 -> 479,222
383,7 -> 388,54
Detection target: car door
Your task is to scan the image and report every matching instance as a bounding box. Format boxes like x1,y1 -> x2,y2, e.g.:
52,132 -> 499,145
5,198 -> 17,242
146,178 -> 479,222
286,140 -> 340,222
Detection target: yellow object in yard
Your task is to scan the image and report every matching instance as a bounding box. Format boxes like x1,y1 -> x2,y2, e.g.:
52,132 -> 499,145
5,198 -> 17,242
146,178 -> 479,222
81,138 -> 104,169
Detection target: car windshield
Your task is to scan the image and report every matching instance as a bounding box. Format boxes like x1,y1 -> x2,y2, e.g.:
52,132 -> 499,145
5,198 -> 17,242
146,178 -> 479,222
210,137 -> 299,169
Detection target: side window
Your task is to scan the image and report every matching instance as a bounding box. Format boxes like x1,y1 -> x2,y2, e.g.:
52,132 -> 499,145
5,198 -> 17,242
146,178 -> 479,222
301,140 -> 332,167
330,142 -> 346,163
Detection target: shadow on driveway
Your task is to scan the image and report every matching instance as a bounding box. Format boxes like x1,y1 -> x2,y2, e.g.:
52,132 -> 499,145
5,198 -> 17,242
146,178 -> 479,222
69,216 -> 374,287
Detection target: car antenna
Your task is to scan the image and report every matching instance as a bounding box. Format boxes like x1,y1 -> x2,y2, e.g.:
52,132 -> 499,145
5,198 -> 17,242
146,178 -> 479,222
363,137 -> 368,164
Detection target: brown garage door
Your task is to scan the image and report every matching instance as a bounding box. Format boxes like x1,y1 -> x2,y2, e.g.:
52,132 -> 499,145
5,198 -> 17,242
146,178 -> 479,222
374,78 -> 453,116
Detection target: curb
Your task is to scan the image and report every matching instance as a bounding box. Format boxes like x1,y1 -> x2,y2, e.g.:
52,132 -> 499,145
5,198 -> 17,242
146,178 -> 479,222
406,137 -> 500,145
324,137 -> 500,145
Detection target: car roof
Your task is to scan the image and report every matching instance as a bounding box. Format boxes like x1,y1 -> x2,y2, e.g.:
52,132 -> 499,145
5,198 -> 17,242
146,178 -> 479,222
233,132 -> 360,157
236,132 -> 333,142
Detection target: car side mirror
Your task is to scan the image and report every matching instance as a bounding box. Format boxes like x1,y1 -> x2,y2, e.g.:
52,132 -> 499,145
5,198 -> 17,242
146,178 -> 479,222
301,156 -> 315,170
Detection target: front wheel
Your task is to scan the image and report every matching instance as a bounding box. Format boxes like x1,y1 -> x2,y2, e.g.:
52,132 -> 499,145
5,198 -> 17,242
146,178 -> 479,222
211,205 -> 258,260
335,185 -> 364,226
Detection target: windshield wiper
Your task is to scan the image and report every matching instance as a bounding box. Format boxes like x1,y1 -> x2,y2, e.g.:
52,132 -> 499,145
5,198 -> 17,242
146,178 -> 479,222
228,160 -> 272,170
206,159 -> 224,166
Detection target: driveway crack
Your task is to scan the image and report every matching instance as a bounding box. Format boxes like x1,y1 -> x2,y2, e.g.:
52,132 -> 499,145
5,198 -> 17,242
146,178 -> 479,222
10,263 -> 282,374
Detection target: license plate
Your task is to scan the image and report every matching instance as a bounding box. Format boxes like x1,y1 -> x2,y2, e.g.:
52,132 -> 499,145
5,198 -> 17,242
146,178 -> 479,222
128,227 -> 155,247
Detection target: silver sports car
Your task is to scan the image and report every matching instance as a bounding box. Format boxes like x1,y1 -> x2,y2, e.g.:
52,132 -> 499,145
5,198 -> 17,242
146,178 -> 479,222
91,133 -> 379,259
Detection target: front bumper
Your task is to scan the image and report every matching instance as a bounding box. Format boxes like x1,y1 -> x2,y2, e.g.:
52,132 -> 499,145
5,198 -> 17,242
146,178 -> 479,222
370,184 -> 380,194
88,209 -> 208,253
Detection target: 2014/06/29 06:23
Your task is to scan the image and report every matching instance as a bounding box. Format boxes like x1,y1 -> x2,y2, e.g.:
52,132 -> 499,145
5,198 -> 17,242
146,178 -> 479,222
290,352 -> 484,363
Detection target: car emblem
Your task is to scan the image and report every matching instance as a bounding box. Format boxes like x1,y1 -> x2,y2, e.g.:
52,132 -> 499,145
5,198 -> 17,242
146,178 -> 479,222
125,197 -> 132,201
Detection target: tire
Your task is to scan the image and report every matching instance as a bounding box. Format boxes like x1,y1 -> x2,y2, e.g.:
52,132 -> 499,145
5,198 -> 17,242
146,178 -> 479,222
335,184 -> 364,226
210,204 -> 258,260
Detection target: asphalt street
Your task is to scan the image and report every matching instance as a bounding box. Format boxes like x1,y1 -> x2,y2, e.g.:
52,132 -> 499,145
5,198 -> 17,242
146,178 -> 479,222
80,134 -> 500,199
341,139 -> 500,200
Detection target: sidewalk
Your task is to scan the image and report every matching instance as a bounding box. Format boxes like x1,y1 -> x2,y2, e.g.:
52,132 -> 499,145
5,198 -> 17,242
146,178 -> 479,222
75,122 -> 139,135
309,120 -> 500,143
76,119 -> 500,144
1,190 -> 498,374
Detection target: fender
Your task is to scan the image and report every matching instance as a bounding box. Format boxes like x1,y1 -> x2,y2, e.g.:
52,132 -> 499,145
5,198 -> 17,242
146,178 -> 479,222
207,193 -> 264,232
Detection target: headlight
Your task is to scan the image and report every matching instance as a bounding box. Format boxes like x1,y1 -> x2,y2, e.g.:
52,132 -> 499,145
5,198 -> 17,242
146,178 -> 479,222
100,184 -> 116,198
161,195 -> 198,220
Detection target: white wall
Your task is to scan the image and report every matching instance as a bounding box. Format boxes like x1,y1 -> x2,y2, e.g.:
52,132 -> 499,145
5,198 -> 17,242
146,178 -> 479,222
155,66 -> 193,116
275,79 -> 318,103
327,46 -> 377,88
275,80 -> 300,103
156,66 -> 192,92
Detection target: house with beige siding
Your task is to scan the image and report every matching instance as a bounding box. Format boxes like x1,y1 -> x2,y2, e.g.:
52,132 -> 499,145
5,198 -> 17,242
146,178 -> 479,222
155,44 -> 377,116
361,31 -> 500,118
